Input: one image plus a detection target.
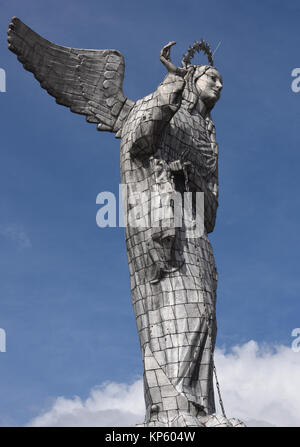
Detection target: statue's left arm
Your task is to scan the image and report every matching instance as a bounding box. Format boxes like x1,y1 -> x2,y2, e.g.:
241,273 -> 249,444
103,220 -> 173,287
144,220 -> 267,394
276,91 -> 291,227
185,160 -> 218,234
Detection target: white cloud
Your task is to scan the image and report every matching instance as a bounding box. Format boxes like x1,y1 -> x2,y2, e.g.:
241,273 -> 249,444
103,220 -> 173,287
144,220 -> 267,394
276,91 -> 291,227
27,341 -> 300,427
0,224 -> 31,249
28,380 -> 145,427
214,340 -> 300,427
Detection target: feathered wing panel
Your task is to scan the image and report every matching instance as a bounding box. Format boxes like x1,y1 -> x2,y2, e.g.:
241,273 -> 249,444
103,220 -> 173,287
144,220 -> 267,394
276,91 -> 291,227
7,17 -> 134,134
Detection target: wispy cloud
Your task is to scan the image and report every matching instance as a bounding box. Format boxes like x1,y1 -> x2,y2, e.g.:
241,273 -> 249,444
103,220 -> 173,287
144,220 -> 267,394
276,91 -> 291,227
27,341 -> 300,427
0,224 -> 31,249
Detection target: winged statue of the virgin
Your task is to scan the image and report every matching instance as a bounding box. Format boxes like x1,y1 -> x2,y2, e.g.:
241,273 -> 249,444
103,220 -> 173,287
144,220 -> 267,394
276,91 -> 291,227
7,17 -> 246,427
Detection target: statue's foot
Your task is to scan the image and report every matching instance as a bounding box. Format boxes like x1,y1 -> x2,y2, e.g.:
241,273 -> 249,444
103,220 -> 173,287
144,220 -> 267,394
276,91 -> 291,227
136,415 -> 205,427
170,413 -> 205,427
202,413 -> 246,427
136,411 -> 246,427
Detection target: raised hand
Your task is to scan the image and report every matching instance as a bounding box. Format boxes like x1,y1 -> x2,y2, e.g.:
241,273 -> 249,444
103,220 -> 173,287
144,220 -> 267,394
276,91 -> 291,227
160,41 -> 187,77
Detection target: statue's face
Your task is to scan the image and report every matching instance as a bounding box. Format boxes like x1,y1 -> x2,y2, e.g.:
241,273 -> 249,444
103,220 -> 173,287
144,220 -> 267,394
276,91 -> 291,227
195,67 -> 223,109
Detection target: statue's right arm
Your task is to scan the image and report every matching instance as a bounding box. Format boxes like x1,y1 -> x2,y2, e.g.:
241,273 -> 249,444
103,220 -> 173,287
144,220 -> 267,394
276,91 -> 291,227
129,41 -> 186,158
129,72 -> 185,158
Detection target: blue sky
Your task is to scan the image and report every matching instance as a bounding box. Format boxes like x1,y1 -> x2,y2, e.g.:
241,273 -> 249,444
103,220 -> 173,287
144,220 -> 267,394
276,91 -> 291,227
1,0 -> 300,426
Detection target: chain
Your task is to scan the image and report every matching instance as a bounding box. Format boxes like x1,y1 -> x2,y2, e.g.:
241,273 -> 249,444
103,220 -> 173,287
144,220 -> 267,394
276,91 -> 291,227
202,295 -> 227,418
202,303 -> 227,418
213,363 -> 226,418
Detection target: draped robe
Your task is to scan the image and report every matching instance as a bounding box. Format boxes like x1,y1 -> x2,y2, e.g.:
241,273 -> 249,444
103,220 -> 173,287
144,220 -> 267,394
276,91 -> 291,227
120,72 -> 219,426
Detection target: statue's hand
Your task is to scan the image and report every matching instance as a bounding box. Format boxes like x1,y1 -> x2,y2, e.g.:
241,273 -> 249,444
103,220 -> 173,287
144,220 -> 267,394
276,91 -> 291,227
160,42 -> 187,77
158,42 -> 187,107
169,160 -> 192,173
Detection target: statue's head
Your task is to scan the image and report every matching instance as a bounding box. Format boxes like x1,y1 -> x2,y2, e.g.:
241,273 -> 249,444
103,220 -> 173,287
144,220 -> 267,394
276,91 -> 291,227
193,66 -> 222,109
181,41 -> 222,112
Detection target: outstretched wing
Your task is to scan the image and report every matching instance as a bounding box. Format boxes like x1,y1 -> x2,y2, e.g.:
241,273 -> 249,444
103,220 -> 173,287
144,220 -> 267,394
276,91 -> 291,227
7,17 -> 134,135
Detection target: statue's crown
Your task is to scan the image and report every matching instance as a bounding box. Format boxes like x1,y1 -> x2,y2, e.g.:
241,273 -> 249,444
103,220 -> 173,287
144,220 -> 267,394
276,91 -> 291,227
181,40 -> 214,68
